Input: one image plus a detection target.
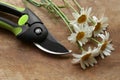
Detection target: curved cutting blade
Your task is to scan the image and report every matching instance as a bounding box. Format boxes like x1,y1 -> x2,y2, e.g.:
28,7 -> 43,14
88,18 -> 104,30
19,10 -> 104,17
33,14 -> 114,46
34,33 -> 71,55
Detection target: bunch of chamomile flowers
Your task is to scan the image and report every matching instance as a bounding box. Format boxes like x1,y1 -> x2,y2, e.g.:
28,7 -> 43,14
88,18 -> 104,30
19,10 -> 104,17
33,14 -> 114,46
68,5 -> 114,69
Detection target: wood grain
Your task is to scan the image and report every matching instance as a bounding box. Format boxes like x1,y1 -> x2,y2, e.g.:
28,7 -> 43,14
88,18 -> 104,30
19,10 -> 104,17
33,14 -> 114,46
0,0 -> 120,80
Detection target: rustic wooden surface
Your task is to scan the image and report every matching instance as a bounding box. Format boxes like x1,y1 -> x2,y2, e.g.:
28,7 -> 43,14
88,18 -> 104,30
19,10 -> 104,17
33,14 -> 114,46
0,0 -> 120,80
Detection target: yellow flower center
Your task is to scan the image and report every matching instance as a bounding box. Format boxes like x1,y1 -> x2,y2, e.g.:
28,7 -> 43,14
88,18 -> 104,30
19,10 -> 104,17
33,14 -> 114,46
77,14 -> 87,24
82,53 -> 91,61
100,41 -> 108,51
94,22 -> 101,31
76,32 -> 85,40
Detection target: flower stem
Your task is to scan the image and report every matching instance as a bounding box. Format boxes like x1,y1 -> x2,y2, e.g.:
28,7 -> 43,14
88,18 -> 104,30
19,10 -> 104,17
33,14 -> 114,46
72,0 -> 82,10
47,0 -> 73,33
63,0 -> 78,13
77,41 -> 84,51
89,17 -> 96,25
90,38 -> 100,44
26,0 -> 46,7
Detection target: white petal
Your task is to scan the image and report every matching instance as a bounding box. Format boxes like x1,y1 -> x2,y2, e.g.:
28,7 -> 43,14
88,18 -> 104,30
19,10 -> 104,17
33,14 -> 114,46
72,59 -> 80,64
99,34 -> 105,40
92,52 -> 99,57
102,24 -> 109,28
80,8 -> 84,14
90,57 -> 97,64
88,60 -> 94,67
87,7 -> 92,16
105,31 -> 110,40
72,53 -> 82,58
84,61 -> 90,67
90,47 -> 100,57
103,51 -> 111,56
105,48 -> 111,53
68,33 -> 76,43
101,17 -> 108,23
80,61 -> 86,69
93,16 -> 98,21
73,24 -> 80,33
72,12 -> 80,19
100,53 -> 105,59
107,44 -> 114,50
78,41 -> 83,46
70,20 -> 76,25
90,63 -> 94,67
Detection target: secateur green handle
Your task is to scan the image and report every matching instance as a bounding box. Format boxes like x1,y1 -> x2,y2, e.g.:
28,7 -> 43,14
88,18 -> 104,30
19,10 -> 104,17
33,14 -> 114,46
0,2 -> 28,36
0,2 -> 48,43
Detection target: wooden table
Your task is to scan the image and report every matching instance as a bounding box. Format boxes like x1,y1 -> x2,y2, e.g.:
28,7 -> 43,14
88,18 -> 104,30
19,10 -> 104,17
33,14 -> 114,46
0,0 -> 120,80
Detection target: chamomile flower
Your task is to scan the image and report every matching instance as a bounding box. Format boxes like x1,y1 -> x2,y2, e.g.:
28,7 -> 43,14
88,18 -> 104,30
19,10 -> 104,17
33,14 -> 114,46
98,31 -> 114,59
72,47 -> 98,69
93,16 -> 109,37
68,24 -> 94,46
70,7 -> 92,26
